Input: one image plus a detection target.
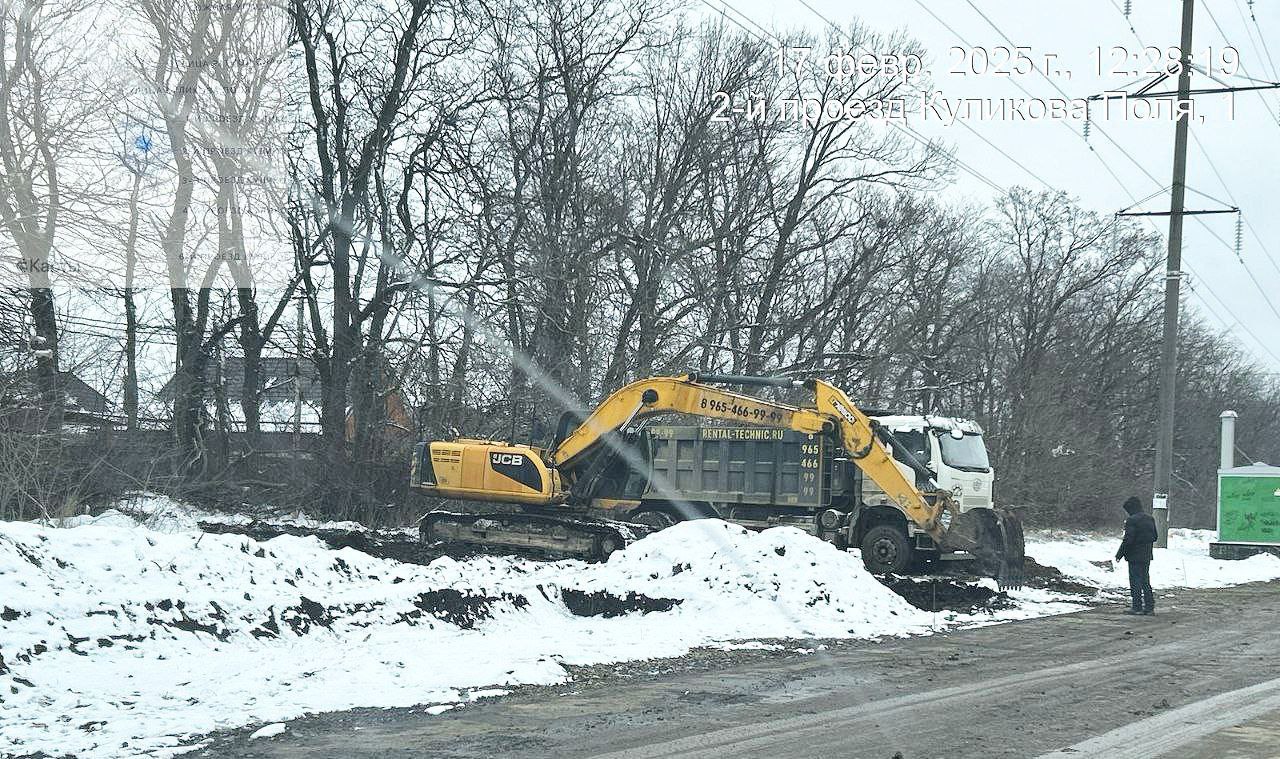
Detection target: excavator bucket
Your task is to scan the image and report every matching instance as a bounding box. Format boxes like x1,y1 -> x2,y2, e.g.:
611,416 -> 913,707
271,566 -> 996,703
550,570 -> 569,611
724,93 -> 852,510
944,507 -> 1026,590
991,509 -> 1025,591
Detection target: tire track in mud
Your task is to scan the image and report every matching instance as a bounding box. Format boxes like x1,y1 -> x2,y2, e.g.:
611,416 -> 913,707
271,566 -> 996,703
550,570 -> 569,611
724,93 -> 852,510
588,638 -> 1202,759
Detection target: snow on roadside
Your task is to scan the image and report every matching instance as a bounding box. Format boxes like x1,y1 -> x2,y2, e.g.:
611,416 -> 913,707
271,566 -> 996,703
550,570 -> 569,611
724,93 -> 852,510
0,517 -> 941,758
56,493 -> 211,534
1026,528 -> 1280,589
247,723 -> 286,740
4,502 -> 1278,759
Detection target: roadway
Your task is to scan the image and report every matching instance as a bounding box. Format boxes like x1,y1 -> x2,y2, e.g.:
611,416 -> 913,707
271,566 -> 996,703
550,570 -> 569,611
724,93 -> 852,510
195,581 -> 1280,758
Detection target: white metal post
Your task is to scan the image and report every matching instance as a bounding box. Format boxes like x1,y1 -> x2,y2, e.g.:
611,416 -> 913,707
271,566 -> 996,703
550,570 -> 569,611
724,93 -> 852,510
1219,410 -> 1237,471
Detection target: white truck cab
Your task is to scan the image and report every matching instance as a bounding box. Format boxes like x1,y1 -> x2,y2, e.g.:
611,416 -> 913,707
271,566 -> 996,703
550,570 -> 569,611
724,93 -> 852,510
866,414 -> 994,513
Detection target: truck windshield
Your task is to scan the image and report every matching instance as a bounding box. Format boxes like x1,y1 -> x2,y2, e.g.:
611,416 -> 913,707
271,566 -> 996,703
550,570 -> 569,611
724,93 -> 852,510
937,432 -> 990,472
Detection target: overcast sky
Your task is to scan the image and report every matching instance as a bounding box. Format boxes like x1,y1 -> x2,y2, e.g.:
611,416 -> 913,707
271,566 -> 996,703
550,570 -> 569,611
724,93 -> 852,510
697,0 -> 1280,371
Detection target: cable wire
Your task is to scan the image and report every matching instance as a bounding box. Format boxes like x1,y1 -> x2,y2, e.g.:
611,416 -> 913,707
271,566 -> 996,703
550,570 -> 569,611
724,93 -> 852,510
1203,0 -> 1280,130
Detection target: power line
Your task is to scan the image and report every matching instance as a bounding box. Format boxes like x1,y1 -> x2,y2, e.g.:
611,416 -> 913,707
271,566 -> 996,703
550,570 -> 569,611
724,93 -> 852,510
702,0 -> 1009,194
1104,0 -> 1280,294
1188,130 -> 1280,281
741,0 -> 1043,192
711,0 -> 1280,372
954,0 -> 1280,362
1184,266 -> 1280,366
1109,0 -> 1142,41
1098,3 -> 1280,363
1235,0 -> 1280,85
924,0 -> 1280,370
1203,0 -> 1280,130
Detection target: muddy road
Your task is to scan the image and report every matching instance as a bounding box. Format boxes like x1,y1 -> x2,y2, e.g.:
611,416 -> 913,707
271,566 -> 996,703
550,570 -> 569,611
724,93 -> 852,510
194,580 -> 1280,758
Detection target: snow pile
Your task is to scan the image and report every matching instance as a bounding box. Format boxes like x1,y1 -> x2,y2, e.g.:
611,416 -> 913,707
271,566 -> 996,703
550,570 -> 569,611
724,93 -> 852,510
60,491 -> 404,537
0,518 -> 930,758
6,504 -> 1278,758
1026,528 -> 1280,589
560,521 -> 936,642
57,493 -> 210,534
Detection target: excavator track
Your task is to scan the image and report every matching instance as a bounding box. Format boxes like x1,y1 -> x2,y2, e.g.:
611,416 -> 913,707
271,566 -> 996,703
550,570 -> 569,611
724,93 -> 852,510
420,509 -> 651,562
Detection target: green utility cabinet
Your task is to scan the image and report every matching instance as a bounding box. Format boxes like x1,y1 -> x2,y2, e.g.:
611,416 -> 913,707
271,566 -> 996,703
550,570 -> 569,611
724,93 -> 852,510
1211,463 -> 1280,560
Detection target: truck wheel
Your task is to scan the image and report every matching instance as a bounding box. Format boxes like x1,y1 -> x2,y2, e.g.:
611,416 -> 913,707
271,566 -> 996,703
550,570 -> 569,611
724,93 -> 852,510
630,509 -> 677,530
860,525 -> 914,574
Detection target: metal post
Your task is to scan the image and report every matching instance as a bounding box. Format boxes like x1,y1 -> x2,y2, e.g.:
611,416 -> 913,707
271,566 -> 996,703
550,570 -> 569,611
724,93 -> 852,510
1152,0 -> 1196,549
294,297 -> 304,451
1219,410 -> 1237,471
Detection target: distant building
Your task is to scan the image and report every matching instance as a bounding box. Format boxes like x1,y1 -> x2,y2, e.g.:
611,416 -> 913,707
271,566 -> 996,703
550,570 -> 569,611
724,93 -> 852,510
160,356 -> 323,403
0,369 -> 113,428
0,368 -> 111,414
58,372 -> 112,415
158,354 -> 413,444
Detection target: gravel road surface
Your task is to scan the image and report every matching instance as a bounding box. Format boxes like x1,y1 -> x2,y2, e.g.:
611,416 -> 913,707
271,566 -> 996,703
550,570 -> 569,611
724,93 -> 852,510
194,581 -> 1280,758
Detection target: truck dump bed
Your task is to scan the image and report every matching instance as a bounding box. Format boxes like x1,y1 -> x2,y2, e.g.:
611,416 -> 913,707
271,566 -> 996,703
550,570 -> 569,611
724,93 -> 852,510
643,426 -> 856,522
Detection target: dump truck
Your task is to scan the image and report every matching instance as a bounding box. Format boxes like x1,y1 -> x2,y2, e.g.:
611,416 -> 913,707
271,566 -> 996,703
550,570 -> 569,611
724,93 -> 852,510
410,373 -> 1024,587
564,415 -> 999,574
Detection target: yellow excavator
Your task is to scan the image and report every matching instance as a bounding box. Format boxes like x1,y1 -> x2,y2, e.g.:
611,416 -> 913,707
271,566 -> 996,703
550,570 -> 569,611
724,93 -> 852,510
411,373 -> 1024,588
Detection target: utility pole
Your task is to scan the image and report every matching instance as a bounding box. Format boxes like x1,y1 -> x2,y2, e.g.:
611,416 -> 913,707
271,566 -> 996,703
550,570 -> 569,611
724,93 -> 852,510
1152,0 -> 1196,549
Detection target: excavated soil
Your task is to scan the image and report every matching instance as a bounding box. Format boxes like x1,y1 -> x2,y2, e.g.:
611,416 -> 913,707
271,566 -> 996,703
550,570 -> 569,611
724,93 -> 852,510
195,522 -> 1101,614
198,520 -> 458,565
874,575 -> 1013,614
1020,556 -> 1102,595
557,588 -> 682,617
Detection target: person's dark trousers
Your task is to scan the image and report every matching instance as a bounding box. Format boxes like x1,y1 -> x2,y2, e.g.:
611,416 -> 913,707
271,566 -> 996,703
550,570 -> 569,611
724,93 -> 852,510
1128,560 -> 1154,612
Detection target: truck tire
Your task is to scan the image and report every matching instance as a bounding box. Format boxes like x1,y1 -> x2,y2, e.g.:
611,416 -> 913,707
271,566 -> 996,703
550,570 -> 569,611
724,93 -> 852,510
860,524 -> 914,574
629,509 -> 678,530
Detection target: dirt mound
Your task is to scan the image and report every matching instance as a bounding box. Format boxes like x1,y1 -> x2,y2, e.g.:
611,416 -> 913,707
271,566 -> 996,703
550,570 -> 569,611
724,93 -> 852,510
1022,556 -> 1098,595
558,589 -> 681,617
198,520 -> 450,564
406,589 -> 530,630
877,575 -> 1012,614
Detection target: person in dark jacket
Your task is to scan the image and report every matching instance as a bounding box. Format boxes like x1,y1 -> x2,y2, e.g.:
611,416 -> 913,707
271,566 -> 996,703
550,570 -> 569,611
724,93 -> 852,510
1115,496 -> 1158,615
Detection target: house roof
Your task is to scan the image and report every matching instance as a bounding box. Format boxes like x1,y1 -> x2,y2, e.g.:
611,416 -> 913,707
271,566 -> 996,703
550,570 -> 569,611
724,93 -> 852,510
0,369 -> 111,414
160,356 -> 324,402
60,372 -> 111,414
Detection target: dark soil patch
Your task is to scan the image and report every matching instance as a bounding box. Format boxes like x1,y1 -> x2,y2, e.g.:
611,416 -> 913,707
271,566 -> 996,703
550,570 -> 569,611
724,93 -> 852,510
252,609 -> 282,639
280,597 -> 334,635
1022,557 -> 1099,595
147,611 -> 230,641
407,589 -> 529,630
198,520 -> 508,566
878,575 -> 1013,614
559,589 -> 681,618
198,520 -> 439,564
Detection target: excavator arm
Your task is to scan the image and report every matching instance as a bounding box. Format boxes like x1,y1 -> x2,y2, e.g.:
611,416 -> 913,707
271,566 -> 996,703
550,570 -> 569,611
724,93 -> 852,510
551,373 -> 950,540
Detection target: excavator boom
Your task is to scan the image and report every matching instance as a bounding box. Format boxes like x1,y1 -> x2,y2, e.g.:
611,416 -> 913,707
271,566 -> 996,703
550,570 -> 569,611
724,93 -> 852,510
552,374 -> 948,537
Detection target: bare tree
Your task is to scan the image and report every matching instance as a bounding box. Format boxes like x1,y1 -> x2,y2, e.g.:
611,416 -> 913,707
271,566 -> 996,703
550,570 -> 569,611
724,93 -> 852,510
288,0 -> 472,475
0,0 -> 105,426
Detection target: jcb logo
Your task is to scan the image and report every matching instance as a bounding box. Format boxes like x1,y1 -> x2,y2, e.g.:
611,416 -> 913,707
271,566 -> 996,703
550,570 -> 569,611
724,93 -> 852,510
830,399 -> 858,425
490,452 -> 524,466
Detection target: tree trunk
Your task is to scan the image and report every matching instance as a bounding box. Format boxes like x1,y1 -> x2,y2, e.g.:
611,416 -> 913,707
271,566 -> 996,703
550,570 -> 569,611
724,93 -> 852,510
28,286 -> 62,429
123,172 -> 142,430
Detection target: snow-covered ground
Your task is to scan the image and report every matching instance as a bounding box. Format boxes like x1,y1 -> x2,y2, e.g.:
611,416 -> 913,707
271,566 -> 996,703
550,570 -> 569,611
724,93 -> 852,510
3,500 -> 1279,759
1026,528 -> 1280,589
